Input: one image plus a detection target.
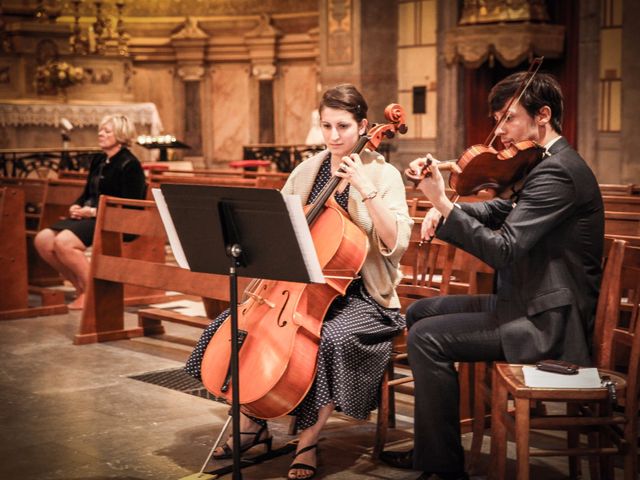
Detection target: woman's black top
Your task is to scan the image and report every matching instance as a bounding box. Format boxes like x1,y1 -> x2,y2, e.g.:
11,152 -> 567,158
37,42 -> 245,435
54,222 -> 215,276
50,146 -> 146,246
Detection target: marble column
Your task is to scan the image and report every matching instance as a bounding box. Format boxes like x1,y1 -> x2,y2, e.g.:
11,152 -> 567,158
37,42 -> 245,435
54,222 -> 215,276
436,0 -> 464,160
171,17 -> 208,158
577,0 -> 601,173
621,0 -> 640,183
244,14 -> 281,145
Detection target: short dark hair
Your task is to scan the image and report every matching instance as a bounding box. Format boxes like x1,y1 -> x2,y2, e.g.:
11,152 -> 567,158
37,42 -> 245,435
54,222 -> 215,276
489,72 -> 564,134
319,84 -> 368,122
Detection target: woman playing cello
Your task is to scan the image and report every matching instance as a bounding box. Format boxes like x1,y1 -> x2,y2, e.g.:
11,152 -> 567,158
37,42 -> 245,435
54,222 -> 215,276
185,84 -> 413,479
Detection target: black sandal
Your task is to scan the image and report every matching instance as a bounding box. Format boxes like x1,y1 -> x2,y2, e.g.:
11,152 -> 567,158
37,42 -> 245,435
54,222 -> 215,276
287,444 -> 318,479
213,424 -> 272,460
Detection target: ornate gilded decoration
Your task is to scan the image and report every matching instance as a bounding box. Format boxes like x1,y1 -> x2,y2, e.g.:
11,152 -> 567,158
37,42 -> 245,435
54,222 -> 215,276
107,0 -> 316,17
86,68 -> 113,84
0,3 -> 13,53
446,0 -> 564,68
0,67 -> 9,84
35,60 -> 85,95
69,0 -> 89,55
459,0 -> 549,25
327,0 -> 352,65
172,16 -> 208,40
69,0 -> 129,56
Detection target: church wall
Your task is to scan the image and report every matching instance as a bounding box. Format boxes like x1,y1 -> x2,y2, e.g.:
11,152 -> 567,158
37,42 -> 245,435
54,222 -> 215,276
209,63 -> 252,162
277,61 -> 319,145
130,64 -> 180,144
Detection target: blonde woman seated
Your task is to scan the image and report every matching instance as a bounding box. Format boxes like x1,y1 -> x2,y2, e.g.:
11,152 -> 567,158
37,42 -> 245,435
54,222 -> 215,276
34,115 -> 146,310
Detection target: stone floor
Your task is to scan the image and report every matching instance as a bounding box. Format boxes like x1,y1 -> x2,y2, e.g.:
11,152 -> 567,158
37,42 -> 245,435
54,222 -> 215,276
0,300 -> 628,479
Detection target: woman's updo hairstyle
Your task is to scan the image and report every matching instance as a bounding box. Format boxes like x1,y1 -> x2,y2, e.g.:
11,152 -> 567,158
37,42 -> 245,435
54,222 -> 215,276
319,84 -> 368,123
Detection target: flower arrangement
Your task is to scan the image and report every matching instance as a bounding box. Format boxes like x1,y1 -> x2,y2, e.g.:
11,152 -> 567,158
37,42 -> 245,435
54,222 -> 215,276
35,60 -> 84,95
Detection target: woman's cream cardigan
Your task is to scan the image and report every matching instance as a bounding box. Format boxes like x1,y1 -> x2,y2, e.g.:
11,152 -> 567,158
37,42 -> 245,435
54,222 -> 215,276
280,149 -> 413,309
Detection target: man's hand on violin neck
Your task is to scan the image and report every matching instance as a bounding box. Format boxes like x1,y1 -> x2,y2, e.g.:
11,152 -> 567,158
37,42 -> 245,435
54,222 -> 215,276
417,161 -> 454,218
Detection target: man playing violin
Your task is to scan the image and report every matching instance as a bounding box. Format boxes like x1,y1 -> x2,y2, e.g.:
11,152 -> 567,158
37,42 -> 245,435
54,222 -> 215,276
380,72 -> 604,479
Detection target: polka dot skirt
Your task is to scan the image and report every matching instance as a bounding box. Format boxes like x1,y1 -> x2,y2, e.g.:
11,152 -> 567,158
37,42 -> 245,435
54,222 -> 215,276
185,157 -> 405,430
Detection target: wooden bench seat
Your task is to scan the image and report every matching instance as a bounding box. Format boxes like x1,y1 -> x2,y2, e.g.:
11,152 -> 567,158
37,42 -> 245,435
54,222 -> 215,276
76,195 -> 250,345
0,187 -> 67,320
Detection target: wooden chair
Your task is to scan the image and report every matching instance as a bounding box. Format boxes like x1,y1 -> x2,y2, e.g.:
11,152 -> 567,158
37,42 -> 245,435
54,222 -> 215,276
489,239 -> 639,480
374,230 -> 494,458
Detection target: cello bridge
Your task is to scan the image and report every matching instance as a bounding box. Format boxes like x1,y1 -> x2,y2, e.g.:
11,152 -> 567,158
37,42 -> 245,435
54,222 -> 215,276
246,291 -> 276,308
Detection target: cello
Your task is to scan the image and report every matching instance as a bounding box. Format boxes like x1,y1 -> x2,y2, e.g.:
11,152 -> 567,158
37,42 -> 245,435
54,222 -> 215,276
199,104 -> 408,419
406,57 -> 546,197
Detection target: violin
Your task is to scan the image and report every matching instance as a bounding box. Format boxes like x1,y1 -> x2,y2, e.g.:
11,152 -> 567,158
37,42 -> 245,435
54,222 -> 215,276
199,104 -> 408,419
405,57 -> 546,197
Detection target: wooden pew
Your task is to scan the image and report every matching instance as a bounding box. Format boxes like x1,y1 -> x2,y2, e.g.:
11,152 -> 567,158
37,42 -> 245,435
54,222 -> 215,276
0,177 -> 47,232
149,172 -> 288,189
0,187 -> 67,320
28,179 -> 86,286
602,195 -> 640,213
599,183 -> 640,196
25,178 -> 167,305
149,173 -> 258,189
148,166 -> 289,181
75,195 -> 251,345
605,211 -> 640,237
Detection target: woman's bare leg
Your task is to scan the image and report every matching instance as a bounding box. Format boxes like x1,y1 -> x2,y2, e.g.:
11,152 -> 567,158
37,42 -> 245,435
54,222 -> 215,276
51,230 -> 89,307
213,413 -> 268,456
288,402 -> 335,479
34,229 -> 83,288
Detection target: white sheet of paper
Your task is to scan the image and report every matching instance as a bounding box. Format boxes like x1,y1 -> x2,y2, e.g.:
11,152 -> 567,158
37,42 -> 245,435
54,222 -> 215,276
522,366 -> 602,388
282,194 -> 325,284
151,188 -> 190,270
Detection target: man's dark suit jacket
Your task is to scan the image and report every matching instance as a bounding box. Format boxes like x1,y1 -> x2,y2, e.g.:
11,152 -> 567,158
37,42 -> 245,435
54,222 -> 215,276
436,137 -> 604,365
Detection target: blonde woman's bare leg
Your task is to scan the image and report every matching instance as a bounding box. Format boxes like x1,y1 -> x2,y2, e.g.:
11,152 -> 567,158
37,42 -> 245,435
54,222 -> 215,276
34,228 -> 83,288
51,230 -> 89,308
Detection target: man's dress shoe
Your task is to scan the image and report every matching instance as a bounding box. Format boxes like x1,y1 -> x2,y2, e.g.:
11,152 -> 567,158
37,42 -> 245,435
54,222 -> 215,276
379,449 -> 413,469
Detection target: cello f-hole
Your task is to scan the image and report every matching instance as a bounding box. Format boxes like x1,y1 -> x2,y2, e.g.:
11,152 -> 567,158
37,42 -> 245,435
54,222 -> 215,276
277,290 -> 291,327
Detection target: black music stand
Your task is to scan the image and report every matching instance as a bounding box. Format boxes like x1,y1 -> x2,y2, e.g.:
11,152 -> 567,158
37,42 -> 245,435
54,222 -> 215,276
159,184 -> 321,480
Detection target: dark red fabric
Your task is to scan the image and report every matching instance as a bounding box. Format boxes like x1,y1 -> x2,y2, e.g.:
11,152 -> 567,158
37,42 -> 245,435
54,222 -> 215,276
462,0 -> 579,148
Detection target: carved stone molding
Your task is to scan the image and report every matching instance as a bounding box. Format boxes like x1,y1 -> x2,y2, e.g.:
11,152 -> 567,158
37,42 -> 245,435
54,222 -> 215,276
177,64 -> 205,81
0,67 -> 9,84
327,0 -> 352,65
445,23 -> 565,68
172,16 -> 208,40
244,14 -> 282,80
171,17 -> 208,81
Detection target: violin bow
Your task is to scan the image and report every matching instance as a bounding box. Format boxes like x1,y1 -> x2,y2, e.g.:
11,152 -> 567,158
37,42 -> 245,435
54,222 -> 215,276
485,56 -> 544,147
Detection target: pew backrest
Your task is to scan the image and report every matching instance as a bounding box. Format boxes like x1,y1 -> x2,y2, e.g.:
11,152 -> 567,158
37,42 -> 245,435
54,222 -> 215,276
76,195 -> 250,344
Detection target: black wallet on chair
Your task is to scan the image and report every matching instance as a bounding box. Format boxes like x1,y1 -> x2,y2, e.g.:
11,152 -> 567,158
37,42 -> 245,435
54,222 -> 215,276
535,359 -> 580,375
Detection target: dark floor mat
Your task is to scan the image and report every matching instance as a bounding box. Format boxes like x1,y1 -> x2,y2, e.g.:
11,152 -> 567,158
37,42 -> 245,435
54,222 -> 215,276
129,367 -> 226,403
